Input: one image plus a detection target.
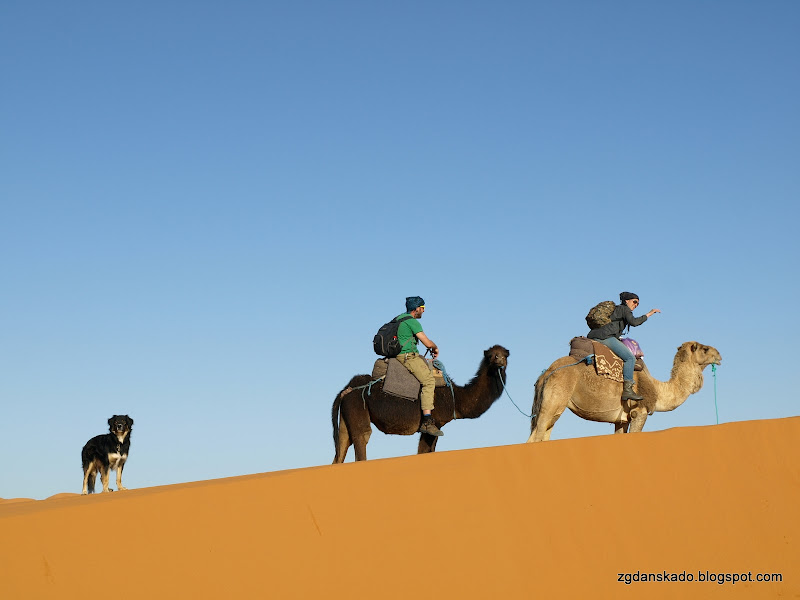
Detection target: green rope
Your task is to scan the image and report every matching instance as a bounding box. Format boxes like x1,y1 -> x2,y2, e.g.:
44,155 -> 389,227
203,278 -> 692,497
712,363 -> 719,425
342,376 -> 385,408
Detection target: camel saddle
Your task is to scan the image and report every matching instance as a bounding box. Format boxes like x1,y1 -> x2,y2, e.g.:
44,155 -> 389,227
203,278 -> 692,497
372,357 -> 447,401
569,336 -> 644,383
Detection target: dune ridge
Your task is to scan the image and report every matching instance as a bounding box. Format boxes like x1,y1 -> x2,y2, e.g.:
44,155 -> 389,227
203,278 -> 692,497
1,417 -> 798,599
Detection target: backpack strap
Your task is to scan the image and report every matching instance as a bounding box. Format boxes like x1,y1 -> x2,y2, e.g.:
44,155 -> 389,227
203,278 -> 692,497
394,314 -> 415,351
615,304 -> 631,335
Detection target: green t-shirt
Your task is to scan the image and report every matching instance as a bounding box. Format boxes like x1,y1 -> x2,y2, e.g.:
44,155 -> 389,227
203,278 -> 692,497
395,313 -> 423,354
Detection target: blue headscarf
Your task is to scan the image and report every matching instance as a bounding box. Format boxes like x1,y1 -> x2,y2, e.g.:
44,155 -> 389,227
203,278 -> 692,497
405,296 -> 425,312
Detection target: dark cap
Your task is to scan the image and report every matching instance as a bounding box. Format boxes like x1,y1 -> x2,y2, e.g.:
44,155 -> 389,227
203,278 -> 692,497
619,291 -> 639,302
405,296 -> 425,311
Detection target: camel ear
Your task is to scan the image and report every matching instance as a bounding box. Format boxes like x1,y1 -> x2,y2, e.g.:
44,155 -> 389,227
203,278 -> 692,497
690,342 -> 699,353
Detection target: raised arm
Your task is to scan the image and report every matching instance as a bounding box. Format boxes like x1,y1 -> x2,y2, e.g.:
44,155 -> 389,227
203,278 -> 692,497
415,332 -> 439,358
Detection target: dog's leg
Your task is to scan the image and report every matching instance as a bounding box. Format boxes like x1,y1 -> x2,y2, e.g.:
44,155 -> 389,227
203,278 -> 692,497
116,461 -> 128,491
100,465 -> 110,493
82,464 -> 94,495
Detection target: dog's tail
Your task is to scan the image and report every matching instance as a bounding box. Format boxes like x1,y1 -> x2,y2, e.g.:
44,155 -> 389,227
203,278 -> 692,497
81,445 -> 96,494
86,471 -> 97,494
82,463 -> 96,494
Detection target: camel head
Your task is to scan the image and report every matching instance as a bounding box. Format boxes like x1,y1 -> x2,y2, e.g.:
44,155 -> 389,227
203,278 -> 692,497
677,341 -> 722,368
484,345 -> 510,374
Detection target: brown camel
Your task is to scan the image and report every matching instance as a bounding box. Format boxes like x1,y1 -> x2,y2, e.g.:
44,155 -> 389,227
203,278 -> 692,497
332,345 -> 509,462
526,341 -> 721,442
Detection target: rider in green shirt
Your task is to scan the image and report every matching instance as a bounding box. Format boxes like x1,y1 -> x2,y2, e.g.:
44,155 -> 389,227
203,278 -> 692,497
396,312 -> 424,354
395,296 -> 442,437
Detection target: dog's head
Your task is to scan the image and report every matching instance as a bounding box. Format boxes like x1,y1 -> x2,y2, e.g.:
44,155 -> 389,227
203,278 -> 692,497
108,415 -> 134,438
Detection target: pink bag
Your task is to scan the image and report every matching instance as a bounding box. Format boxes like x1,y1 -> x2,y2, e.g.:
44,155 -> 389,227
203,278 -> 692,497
621,337 -> 644,358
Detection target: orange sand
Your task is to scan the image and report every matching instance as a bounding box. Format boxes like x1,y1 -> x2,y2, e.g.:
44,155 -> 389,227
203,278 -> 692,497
1,417 -> 798,599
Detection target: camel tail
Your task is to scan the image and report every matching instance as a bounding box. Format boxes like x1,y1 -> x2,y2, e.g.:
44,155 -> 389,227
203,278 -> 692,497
331,391 -> 344,460
332,379 -> 359,462
530,372 -> 546,434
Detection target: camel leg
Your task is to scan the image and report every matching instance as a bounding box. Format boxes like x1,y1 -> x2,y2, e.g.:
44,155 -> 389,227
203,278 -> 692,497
527,422 -> 553,443
332,415 -> 352,464
417,432 -> 439,454
627,408 -> 648,433
526,377 -> 570,443
614,422 -> 629,434
352,429 -> 372,461
527,401 -> 567,443
526,420 -> 546,443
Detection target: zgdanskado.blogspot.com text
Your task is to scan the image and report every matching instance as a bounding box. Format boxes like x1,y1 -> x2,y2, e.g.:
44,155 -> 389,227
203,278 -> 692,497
617,571 -> 783,586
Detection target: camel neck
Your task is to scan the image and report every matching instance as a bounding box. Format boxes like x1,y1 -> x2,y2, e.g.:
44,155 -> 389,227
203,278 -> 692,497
653,364 -> 704,412
454,367 -> 503,420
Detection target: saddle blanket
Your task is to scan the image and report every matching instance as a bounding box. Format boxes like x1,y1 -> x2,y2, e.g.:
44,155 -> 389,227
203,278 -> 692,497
568,337 -> 644,383
372,357 -> 446,401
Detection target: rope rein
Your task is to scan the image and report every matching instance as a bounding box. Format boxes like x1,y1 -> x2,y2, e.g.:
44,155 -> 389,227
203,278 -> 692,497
346,355 -> 721,428
541,355 -> 594,389
712,363 -> 719,425
339,376 -> 386,408
498,369 -> 532,419
473,356 -> 593,421
524,355 -> 595,420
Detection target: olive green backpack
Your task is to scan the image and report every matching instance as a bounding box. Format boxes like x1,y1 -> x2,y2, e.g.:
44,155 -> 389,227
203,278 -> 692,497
585,300 -> 616,330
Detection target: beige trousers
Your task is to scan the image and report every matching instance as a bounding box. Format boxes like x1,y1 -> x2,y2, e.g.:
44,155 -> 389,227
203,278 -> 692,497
396,353 -> 435,411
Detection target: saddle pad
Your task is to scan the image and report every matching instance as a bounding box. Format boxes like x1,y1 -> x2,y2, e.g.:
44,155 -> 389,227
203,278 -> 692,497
592,341 -> 624,382
372,358 -> 446,387
383,358 -> 421,401
569,336 -> 644,375
372,358 -> 389,380
568,336 -> 594,360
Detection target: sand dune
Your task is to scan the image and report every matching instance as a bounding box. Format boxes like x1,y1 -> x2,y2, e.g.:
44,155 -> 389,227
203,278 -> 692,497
1,417 -> 798,599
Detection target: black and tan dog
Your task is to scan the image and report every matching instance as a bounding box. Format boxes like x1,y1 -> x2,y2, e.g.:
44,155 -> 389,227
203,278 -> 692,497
81,415 -> 134,494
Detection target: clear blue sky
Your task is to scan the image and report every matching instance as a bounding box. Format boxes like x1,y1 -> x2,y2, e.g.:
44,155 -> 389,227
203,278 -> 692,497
2,1 -> 797,499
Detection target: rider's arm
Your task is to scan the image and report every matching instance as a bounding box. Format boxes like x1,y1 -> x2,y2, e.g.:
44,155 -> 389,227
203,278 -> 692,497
415,332 -> 439,358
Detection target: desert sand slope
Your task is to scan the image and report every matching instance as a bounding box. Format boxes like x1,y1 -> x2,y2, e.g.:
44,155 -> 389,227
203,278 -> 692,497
1,417 -> 798,599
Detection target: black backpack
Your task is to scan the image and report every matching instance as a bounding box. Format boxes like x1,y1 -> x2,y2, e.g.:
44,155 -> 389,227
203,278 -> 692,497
373,315 -> 413,357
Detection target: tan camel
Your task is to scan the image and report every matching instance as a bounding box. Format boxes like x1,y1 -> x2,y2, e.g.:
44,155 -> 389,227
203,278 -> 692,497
526,341 -> 721,442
